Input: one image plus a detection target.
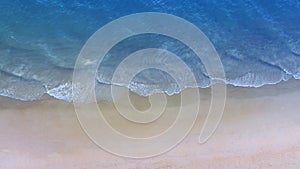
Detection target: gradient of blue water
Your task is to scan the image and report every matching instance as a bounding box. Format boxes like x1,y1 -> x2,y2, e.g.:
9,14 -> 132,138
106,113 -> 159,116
0,0 -> 300,101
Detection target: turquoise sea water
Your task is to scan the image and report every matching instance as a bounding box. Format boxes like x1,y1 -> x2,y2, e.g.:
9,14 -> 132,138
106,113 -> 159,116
0,0 -> 300,101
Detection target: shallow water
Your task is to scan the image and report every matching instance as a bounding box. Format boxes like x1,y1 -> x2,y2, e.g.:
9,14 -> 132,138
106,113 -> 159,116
1,0 -> 300,101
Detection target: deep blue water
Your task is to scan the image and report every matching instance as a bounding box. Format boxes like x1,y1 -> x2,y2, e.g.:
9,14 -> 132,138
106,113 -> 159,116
0,0 -> 300,101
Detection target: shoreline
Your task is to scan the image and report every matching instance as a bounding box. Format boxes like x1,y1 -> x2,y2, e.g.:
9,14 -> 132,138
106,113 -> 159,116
1,77 -> 300,104
0,79 -> 299,168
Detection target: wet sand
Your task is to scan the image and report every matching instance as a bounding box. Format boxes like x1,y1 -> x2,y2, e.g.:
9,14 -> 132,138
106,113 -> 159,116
0,80 -> 299,169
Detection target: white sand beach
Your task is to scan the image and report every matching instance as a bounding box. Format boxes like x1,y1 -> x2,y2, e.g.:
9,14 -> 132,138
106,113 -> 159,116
0,79 -> 299,169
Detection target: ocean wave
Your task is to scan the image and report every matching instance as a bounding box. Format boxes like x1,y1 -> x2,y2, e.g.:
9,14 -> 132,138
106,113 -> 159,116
0,0 -> 300,102
0,70 -> 46,101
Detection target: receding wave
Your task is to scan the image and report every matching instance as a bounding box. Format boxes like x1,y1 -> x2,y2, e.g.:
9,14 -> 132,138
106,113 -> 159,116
0,0 -> 300,101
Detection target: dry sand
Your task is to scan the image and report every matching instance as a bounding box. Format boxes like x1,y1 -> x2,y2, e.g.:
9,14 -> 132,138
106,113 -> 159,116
0,80 -> 299,169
